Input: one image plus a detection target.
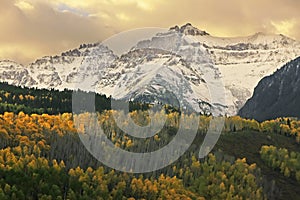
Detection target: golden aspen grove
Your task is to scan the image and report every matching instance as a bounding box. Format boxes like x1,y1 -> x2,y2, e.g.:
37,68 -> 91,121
0,83 -> 299,199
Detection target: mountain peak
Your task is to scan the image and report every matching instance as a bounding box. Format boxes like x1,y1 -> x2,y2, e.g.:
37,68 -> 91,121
170,23 -> 210,36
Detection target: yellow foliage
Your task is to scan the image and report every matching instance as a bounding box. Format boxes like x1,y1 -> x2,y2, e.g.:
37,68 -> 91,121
19,95 -> 24,101
220,182 -> 226,190
126,139 -> 133,148
154,134 -> 160,141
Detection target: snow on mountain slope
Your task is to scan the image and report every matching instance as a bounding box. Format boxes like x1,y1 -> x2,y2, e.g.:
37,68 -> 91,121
98,48 -> 224,114
112,49 -> 205,110
189,28 -> 300,109
132,23 -> 300,113
0,23 -> 299,115
1,44 -> 117,91
130,28 -> 230,114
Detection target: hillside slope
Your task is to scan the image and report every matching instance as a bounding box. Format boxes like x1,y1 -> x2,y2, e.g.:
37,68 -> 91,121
239,57 -> 300,121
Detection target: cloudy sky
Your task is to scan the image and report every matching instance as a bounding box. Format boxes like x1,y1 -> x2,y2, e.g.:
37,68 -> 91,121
1,0 -> 300,64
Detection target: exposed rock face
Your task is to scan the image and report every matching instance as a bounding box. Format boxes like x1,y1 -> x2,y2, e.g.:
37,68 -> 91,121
170,23 -> 210,36
239,57 -> 300,121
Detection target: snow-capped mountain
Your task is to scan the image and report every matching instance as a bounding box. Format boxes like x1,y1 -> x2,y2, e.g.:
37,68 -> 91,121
98,48 -> 226,114
0,43 -> 117,90
169,24 -> 300,110
1,23 -> 300,115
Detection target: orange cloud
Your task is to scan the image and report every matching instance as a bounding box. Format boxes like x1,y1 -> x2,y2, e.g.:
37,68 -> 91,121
0,0 -> 299,64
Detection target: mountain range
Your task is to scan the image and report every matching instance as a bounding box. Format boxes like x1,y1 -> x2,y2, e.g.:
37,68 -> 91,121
1,23 -> 300,115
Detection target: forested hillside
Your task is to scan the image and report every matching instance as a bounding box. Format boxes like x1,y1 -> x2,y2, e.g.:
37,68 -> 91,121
0,83 -> 299,199
0,82 -> 149,115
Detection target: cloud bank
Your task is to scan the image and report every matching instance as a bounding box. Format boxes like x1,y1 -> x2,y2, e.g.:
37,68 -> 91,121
1,0 -> 300,64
